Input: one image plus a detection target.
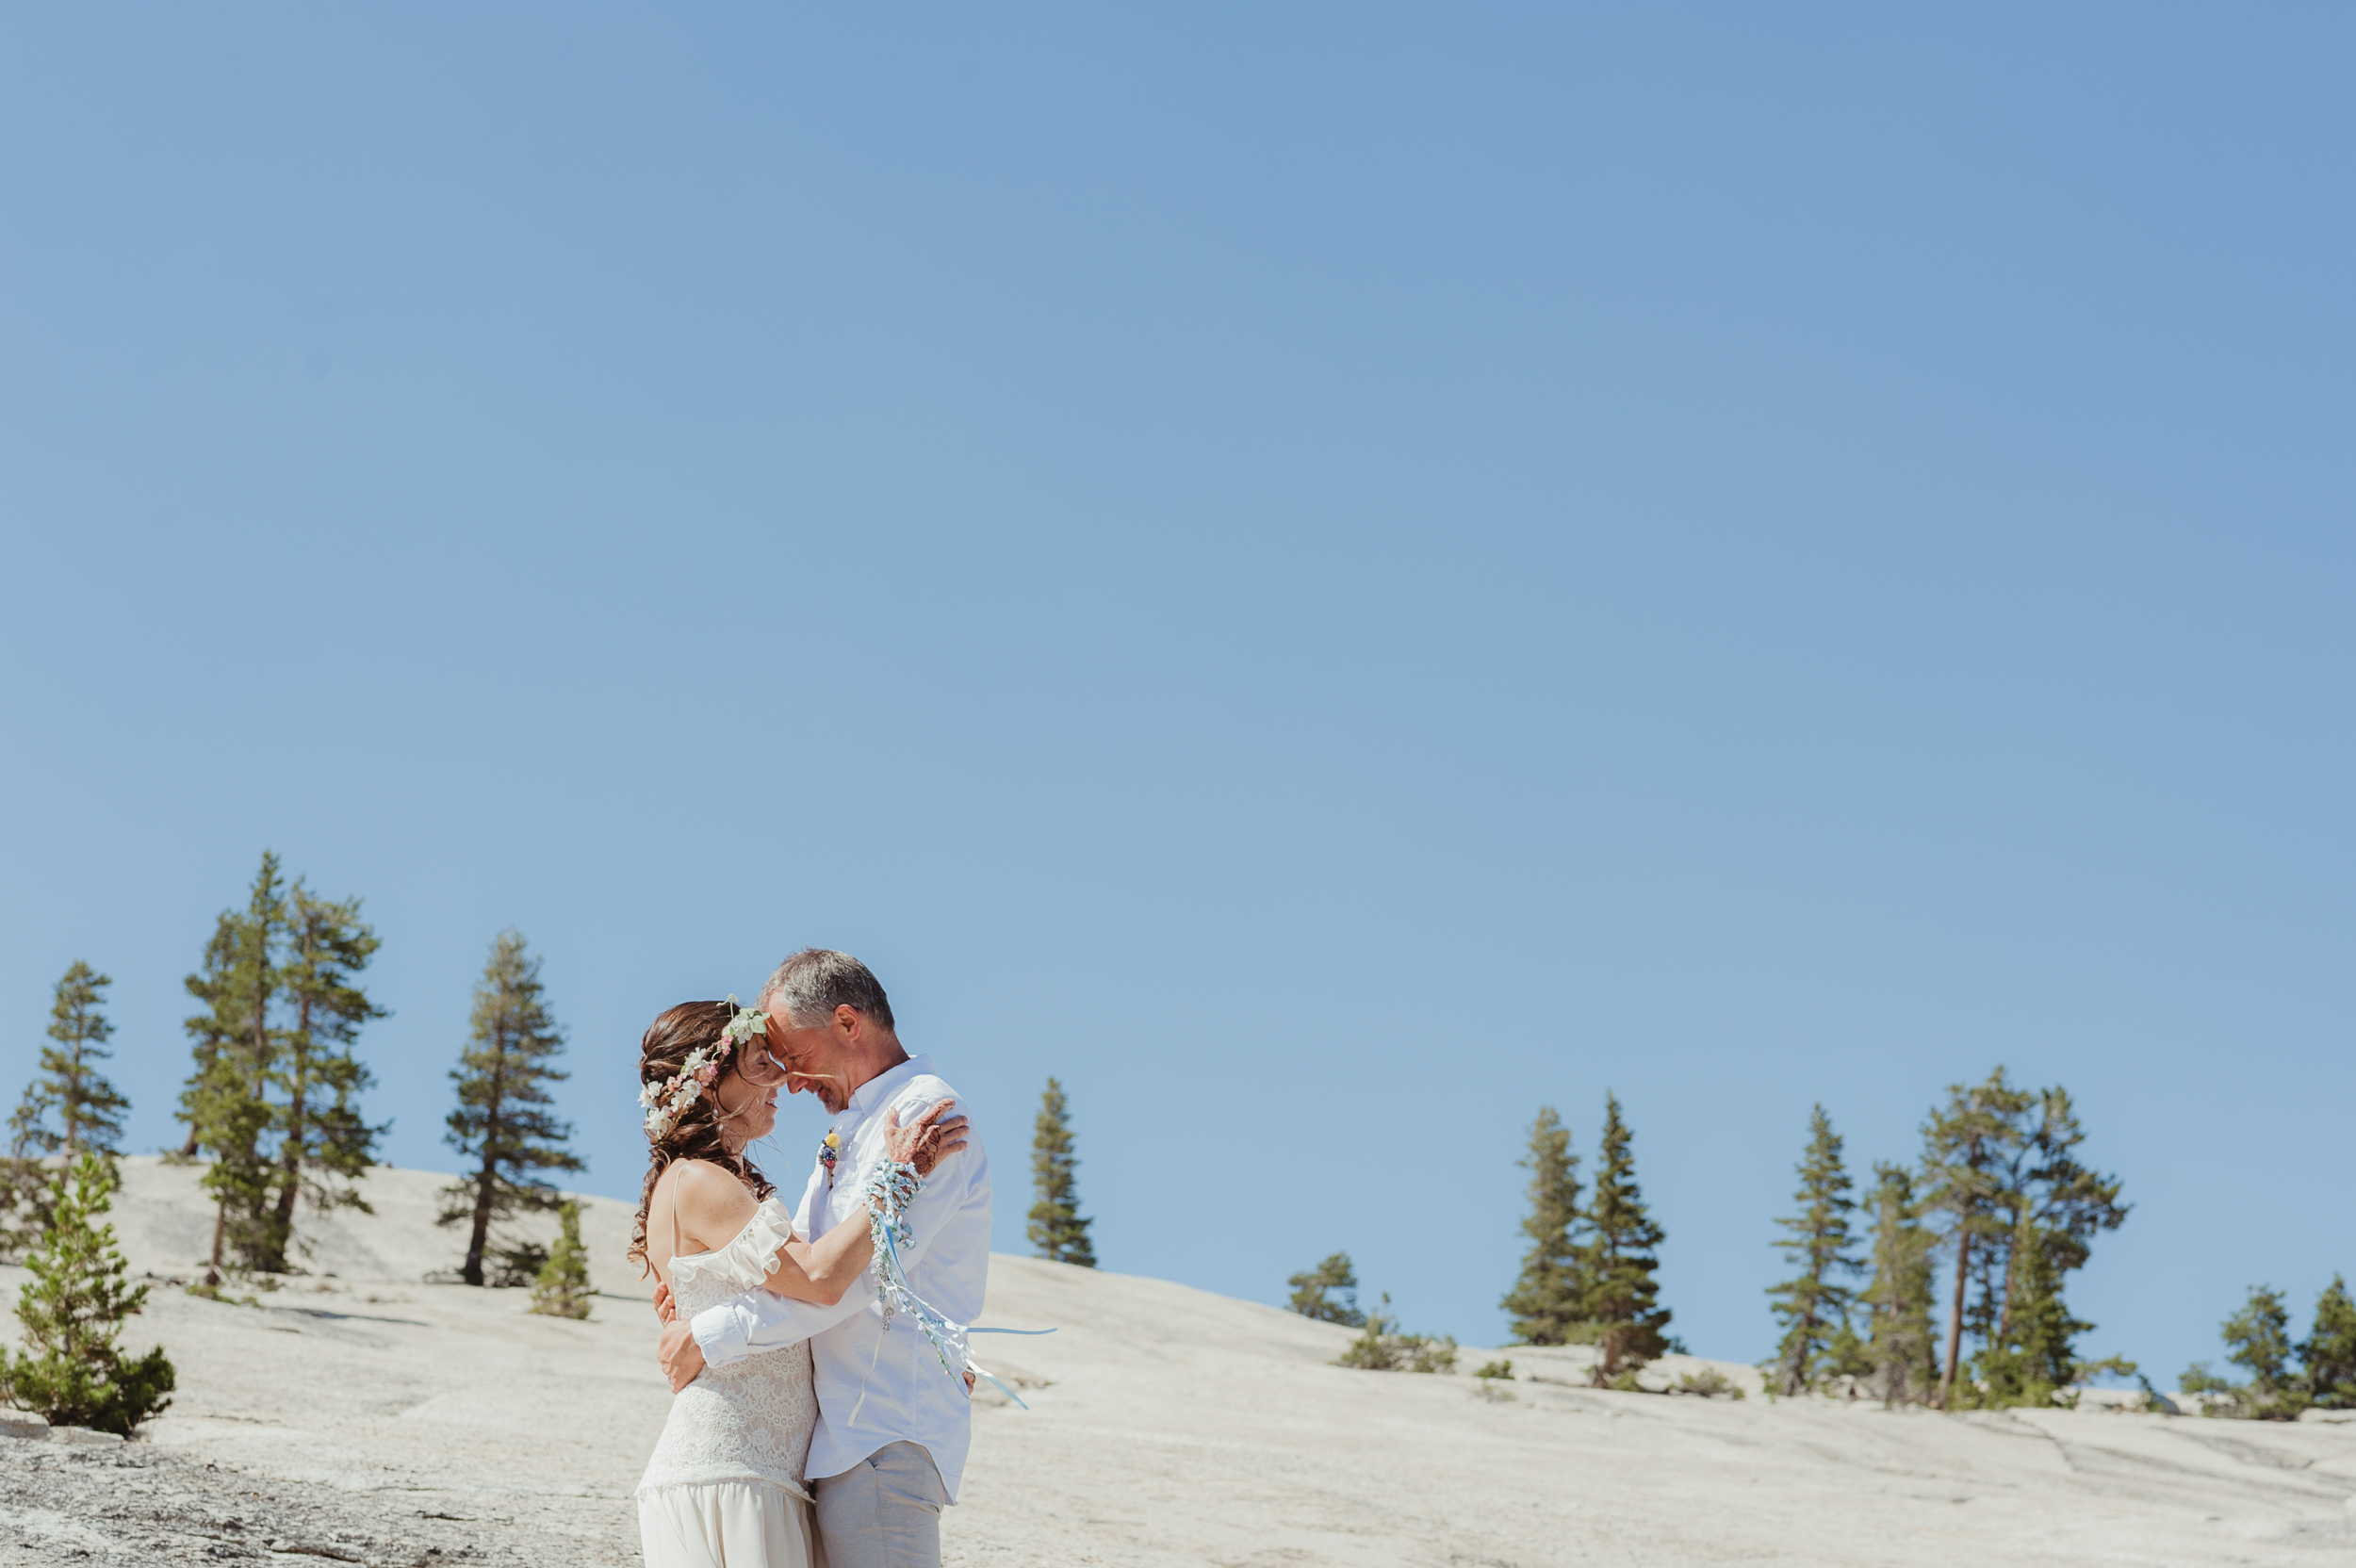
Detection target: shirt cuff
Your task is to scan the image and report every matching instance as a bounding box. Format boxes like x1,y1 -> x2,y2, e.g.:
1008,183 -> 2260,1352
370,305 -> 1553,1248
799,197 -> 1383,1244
690,1299 -> 750,1369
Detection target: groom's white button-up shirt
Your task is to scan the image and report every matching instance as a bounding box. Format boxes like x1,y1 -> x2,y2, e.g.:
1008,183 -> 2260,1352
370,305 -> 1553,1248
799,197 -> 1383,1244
687,1053 -> 992,1502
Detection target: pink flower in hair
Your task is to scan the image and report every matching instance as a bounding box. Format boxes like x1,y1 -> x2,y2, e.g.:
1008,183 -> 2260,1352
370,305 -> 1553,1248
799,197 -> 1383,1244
697,1065 -> 719,1085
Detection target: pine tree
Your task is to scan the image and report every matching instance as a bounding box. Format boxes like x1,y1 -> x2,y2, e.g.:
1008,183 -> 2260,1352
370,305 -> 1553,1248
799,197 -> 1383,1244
2221,1285 -> 2301,1418
1918,1068 -> 2033,1408
1287,1251 -> 1366,1327
2301,1276 -> 2356,1411
1857,1163 -> 1939,1407
530,1199 -> 594,1320
1501,1105 -> 1588,1347
9,962 -> 131,1160
440,930 -> 581,1287
1026,1077 -> 1096,1267
1764,1104 -> 1864,1396
1934,1083 -> 2128,1410
0,1153 -> 175,1436
258,885 -> 386,1270
1579,1093 -> 1671,1386
179,854 -> 290,1284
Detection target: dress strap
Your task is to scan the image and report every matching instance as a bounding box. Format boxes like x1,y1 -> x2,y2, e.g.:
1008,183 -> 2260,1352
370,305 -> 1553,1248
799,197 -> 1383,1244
667,1167 -> 684,1271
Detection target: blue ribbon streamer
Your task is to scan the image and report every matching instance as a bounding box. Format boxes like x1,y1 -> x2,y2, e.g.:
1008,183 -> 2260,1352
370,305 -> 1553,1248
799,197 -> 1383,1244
864,1162 -> 1057,1410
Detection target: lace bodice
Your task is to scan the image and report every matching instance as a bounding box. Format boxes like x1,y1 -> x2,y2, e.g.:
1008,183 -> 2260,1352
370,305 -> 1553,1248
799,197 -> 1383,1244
637,1197 -> 819,1499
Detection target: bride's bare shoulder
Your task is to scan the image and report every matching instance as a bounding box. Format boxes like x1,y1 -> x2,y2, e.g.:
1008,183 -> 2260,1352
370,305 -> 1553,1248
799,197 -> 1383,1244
664,1159 -> 757,1215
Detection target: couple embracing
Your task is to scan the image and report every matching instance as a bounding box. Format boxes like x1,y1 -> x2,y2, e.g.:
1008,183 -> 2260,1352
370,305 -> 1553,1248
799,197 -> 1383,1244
628,949 -> 986,1568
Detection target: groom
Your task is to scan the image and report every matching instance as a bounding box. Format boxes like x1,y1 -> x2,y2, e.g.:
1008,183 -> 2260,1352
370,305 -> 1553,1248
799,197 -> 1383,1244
657,949 -> 991,1568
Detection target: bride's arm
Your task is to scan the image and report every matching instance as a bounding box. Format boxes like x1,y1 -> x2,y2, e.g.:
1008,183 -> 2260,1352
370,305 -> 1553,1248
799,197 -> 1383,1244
757,1100 -> 969,1304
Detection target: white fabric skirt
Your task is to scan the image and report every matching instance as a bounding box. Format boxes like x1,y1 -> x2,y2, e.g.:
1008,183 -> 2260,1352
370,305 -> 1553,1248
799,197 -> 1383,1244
638,1480 -> 821,1568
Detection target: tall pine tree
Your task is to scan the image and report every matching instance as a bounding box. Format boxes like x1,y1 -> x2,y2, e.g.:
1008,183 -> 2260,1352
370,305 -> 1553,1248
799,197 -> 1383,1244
1918,1068 -> 2032,1408
1764,1104 -> 1864,1396
1500,1105 -> 1587,1346
259,884 -> 386,1271
1962,1086 -> 2128,1408
1857,1163 -> 1938,1407
1579,1093 -> 1671,1386
10,962 -> 130,1160
440,930 -> 581,1287
179,854 -> 290,1284
1026,1077 -> 1096,1266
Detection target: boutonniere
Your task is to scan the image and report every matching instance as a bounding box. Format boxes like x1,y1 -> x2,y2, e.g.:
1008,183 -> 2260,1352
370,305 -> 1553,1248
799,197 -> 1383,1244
819,1129 -> 841,1176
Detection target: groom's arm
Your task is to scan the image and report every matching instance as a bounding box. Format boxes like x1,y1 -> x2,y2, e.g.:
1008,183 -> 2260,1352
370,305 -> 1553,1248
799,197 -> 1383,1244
691,1275 -> 871,1369
659,1257 -> 873,1391
847,1088 -> 989,1280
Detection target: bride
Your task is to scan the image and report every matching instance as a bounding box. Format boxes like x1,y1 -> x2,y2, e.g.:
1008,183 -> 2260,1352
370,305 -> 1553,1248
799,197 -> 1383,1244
629,998 -> 966,1568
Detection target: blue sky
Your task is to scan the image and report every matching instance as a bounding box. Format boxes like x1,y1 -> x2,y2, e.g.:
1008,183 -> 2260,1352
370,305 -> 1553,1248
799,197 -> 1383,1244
3,5 -> 2350,1378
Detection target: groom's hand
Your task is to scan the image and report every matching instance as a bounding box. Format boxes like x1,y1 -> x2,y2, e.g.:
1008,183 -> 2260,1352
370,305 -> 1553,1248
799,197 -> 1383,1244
659,1317 -> 706,1393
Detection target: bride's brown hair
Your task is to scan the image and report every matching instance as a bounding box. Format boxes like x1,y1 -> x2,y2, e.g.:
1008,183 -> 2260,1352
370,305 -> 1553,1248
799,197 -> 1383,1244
627,1000 -> 778,1275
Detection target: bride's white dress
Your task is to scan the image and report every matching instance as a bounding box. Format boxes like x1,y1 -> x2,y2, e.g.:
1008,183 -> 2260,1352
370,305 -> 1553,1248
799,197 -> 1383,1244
638,1197 -> 822,1568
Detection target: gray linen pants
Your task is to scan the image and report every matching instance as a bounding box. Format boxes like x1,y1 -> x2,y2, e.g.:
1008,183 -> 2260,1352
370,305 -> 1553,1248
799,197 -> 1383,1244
813,1442 -> 949,1568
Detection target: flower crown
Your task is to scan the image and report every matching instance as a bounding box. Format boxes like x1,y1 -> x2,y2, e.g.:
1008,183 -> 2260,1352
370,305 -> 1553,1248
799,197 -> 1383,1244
640,995 -> 769,1140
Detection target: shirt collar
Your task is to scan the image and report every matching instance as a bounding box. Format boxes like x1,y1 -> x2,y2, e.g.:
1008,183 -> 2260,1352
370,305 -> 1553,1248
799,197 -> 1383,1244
842,1052 -> 935,1120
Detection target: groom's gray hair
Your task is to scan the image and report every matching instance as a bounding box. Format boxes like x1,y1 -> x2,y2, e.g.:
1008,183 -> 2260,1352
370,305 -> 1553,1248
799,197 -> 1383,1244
761,948 -> 897,1032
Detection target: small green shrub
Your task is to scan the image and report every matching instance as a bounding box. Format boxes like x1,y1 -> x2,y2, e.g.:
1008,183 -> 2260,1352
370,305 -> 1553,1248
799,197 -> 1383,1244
1475,1358 -> 1514,1381
1333,1294 -> 1458,1374
530,1200 -> 593,1320
1672,1367 -> 1744,1400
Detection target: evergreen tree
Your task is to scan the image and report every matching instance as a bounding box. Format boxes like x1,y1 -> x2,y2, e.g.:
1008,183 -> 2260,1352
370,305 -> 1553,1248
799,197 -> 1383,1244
1972,1086 -> 2128,1404
1762,1097 -> 1866,1394
1501,1105 -> 1588,1347
179,854 -> 290,1284
2221,1285 -> 2301,1417
1936,1083 -> 2129,1409
259,885 -> 386,1270
1764,1103 -> 1864,1396
1287,1251 -> 1366,1327
1579,1093 -> 1671,1386
1025,1077 -> 1096,1267
2301,1276 -> 2356,1411
530,1199 -> 594,1320
0,1153 -> 175,1436
9,962 -> 130,1159
1857,1163 -> 1939,1407
1918,1068 -> 2033,1408
440,930 -> 581,1287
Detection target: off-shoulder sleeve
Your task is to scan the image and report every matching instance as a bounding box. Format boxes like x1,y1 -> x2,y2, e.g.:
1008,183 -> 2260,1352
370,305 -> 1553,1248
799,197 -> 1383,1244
676,1197 -> 797,1294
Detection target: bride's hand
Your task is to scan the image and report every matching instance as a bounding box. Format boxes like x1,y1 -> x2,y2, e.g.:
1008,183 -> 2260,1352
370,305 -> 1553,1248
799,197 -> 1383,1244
884,1101 -> 969,1177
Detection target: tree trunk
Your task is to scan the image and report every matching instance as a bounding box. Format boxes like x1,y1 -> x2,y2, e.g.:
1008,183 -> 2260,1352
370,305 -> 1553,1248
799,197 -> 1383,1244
60,1051 -> 78,1157
1939,1227 -> 1972,1409
270,992 -> 313,1270
205,1196 -> 227,1288
464,1151 -> 498,1287
178,1124 -> 201,1159
463,1040 -> 506,1287
1996,1221 -> 2020,1345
